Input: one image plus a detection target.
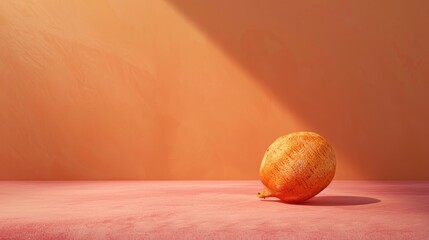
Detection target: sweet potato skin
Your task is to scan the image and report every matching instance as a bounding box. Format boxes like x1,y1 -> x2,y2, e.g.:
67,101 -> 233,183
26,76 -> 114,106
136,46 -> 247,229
259,132 -> 336,203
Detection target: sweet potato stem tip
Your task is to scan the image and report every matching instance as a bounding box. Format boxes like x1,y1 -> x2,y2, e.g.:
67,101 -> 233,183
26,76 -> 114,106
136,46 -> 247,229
257,188 -> 273,199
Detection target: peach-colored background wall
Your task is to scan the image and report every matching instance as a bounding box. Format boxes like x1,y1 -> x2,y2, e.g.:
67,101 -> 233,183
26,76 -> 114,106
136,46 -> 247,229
0,0 -> 428,180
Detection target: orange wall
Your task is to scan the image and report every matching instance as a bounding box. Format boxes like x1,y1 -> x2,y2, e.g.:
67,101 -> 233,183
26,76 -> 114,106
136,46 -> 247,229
0,0 -> 428,180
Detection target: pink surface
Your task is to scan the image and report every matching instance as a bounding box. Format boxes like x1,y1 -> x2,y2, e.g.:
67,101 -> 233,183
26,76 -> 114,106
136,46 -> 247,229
0,181 -> 428,239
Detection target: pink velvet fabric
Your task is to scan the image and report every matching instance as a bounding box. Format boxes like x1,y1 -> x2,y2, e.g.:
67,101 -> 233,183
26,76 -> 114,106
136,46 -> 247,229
1,181 -> 428,239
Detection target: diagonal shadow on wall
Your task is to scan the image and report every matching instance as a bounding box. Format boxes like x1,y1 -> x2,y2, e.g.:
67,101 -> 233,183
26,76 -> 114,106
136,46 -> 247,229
166,0 -> 429,179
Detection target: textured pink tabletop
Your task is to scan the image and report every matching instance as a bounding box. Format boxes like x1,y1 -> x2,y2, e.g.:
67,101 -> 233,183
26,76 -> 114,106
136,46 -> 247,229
0,181 -> 428,239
